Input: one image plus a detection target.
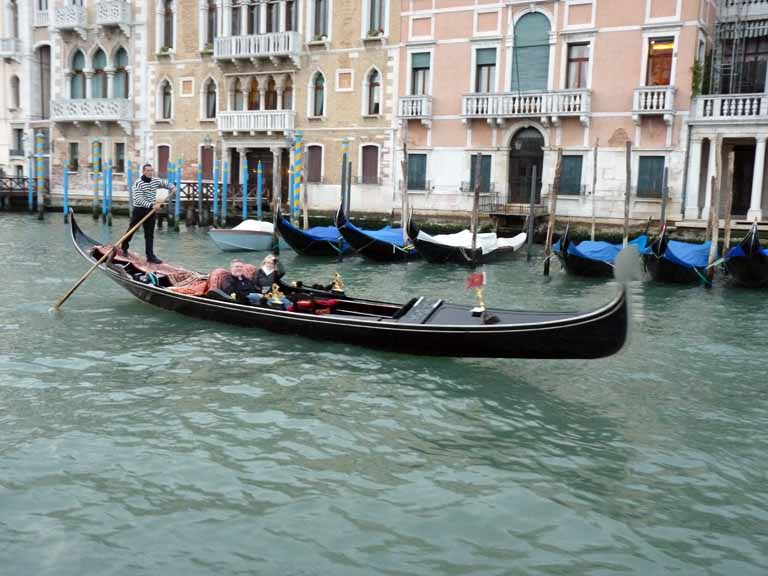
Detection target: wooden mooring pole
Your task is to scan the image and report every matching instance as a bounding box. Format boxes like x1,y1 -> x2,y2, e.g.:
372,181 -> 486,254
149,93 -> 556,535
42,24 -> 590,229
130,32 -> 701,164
591,139 -> 599,241
544,149 -> 562,276
526,165 -> 537,261
623,140 -> 632,247
722,150 -> 735,255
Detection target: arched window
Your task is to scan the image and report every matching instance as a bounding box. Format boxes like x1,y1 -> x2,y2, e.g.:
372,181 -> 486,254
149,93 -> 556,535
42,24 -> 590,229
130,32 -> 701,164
366,69 -> 381,115
163,0 -> 174,49
160,80 -> 173,119
114,48 -> 129,98
10,75 -> 20,109
311,72 -> 324,117
265,78 -> 277,110
283,77 -> 293,110
70,50 -> 86,99
206,0 -> 217,45
92,49 -> 107,98
204,79 -> 217,119
248,78 -> 260,110
510,12 -> 551,92
233,78 -> 244,110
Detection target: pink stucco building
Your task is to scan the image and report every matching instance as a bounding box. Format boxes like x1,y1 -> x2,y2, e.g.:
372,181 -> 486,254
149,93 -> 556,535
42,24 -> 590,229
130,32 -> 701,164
396,0 -> 768,224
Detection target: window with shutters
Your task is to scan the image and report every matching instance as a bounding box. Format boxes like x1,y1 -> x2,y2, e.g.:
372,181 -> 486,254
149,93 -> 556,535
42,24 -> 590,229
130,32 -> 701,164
163,0 -> 174,50
232,4 -> 242,35
10,75 -> 20,108
204,79 -> 217,119
312,0 -> 328,38
510,12 -> 551,92
560,155 -> 583,195
157,145 -> 170,178
311,73 -> 325,117
366,69 -> 381,115
201,147 -> 214,180
247,4 -> 258,34
475,48 -> 496,93
266,0 -> 278,33
407,153 -> 427,190
265,78 -> 278,110
637,156 -> 665,198
206,0 -> 217,45
70,50 -> 86,99
469,154 -> 491,193
410,53 -> 430,95
285,0 -> 296,32
307,145 -> 323,183
93,49 -> 108,98
646,38 -> 673,86
114,143 -> 126,174
362,146 -> 379,184
114,48 -> 129,98
159,80 -> 173,120
566,43 -> 589,89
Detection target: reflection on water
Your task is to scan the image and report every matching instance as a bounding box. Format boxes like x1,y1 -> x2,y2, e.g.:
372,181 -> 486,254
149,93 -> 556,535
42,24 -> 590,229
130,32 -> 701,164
1,214 -> 767,575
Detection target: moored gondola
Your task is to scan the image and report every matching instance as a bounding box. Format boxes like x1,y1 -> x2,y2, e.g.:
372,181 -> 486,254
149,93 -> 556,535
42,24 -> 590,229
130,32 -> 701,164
335,204 -> 418,262
407,217 -> 526,264
642,225 -> 711,284
69,212 -> 629,359
725,223 -> 768,288
554,225 -> 648,278
276,208 -> 351,257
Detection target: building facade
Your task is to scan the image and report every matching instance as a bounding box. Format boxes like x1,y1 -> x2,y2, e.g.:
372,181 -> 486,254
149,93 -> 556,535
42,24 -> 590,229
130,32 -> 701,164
3,0 -> 768,225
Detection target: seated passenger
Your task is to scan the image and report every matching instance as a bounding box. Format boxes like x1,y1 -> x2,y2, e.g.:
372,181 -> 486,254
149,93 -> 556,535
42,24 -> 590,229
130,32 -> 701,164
255,254 -> 286,292
221,259 -> 257,300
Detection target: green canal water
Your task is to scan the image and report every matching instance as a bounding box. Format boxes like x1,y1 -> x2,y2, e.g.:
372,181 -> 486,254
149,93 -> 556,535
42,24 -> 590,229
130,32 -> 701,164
1,213 -> 767,575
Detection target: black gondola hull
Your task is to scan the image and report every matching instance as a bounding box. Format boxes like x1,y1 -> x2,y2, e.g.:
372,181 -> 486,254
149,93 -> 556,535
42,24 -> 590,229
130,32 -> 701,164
335,206 -> 418,263
276,212 -> 351,257
69,213 -> 629,359
725,254 -> 768,288
558,254 -> 614,278
643,255 -> 704,284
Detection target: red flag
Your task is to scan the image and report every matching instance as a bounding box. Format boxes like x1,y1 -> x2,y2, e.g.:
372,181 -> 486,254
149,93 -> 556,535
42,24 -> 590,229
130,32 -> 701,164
466,272 -> 485,289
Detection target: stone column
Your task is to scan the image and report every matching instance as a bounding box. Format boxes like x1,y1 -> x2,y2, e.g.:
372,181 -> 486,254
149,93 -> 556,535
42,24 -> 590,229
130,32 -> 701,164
84,70 -> 94,99
198,0 -> 207,50
685,138 -> 703,220
241,88 -> 249,111
276,88 -> 284,110
223,0 -> 232,35
106,68 -> 115,99
241,4 -> 248,35
702,137 -> 717,217
748,136 -> 766,221
259,89 -> 266,111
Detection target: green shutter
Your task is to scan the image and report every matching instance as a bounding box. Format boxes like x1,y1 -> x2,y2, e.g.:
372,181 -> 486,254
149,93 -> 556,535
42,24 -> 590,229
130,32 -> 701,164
412,52 -> 430,69
476,48 -> 496,66
560,156 -> 583,195
469,154 -> 492,193
510,13 -> 550,92
408,154 -> 427,190
637,157 -> 665,198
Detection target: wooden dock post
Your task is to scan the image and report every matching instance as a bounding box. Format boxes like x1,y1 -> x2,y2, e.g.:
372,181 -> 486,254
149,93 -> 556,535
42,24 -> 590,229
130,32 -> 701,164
544,149 -> 562,276
526,165 -> 537,261
62,163 -> 70,223
591,139 -> 599,241
660,167 -> 669,229
196,162 -> 203,225
470,152 -> 482,264
722,150 -> 735,255
623,140 -> 632,247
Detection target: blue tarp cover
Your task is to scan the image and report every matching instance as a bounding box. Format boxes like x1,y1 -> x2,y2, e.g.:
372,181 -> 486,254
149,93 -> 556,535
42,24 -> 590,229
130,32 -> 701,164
345,221 -> 409,247
643,240 -> 712,269
726,244 -> 768,259
281,217 -> 345,243
561,235 -> 648,264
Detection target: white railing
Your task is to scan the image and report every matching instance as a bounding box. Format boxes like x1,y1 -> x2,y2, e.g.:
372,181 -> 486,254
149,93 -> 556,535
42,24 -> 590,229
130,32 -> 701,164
34,10 -> 50,28
462,90 -> 591,118
97,1 -> 131,29
721,0 -> 768,17
54,5 -> 86,30
691,93 -> 768,122
215,31 -> 301,60
633,86 -> 676,115
217,110 -> 295,133
398,95 -> 432,118
51,98 -> 132,122
0,38 -> 20,57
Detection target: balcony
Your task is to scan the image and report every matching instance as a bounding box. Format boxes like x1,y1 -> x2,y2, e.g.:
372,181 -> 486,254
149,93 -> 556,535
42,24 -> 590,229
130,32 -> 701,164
214,32 -> 301,65
34,10 -> 50,28
217,110 -> 295,135
97,1 -> 131,36
690,93 -> 768,124
51,99 -> 133,133
398,96 -> 433,126
53,5 -> 87,39
9,149 -> 24,158
0,38 -> 20,61
720,0 -> 768,18
633,86 -> 676,125
462,90 -> 591,127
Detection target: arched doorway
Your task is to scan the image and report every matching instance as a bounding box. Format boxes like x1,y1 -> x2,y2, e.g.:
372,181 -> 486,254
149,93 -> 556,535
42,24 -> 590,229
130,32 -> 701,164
508,127 -> 544,203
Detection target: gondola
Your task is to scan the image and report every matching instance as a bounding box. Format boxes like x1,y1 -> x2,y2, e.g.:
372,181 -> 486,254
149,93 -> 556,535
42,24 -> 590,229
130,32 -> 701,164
724,223 -> 768,288
407,217 -> 526,264
642,225 -> 711,284
554,225 -> 648,278
276,208 -> 351,257
335,204 -> 418,262
69,212 -> 629,359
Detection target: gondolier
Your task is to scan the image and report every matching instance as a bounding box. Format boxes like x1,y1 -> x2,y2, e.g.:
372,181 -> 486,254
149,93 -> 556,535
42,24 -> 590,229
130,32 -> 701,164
121,163 -> 177,264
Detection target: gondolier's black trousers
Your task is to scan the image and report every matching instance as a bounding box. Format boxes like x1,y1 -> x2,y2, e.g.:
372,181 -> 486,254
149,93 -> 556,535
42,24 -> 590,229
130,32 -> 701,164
121,206 -> 156,257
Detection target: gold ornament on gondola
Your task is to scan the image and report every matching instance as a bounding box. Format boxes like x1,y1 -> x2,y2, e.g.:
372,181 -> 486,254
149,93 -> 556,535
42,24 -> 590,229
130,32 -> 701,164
331,272 -> 345,293
267,283 -> 285,305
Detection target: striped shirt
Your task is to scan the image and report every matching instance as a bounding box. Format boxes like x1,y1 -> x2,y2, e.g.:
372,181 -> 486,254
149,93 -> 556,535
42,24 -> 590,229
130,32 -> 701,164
132,177 -> 175,208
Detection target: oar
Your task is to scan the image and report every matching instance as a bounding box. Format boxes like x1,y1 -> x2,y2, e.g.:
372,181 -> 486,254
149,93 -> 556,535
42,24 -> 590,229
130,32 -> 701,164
50,207 -> 160,314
